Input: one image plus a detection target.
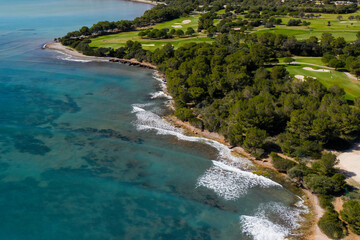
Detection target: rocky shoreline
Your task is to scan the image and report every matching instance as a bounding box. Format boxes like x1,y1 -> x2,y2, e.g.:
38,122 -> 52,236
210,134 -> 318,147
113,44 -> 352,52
43,42 -> 157,69
45,41 -> 331,240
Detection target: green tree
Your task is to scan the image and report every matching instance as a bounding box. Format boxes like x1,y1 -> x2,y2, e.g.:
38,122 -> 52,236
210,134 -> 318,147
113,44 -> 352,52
270,152 -> 297,173
322,54 -> 336,64
185,27 -> 195,36
244,127 -> 267,158
304,174 -> 343,195
341,200 -> 360,235
328,59 -> 344,70
321,33 -> 335,51
271,65 -> 288,80
318,209 -> 347,239
175,108 -> 194,121
283,57 -> 294,64
175,29 -> 184,37
312,153 -> 339,176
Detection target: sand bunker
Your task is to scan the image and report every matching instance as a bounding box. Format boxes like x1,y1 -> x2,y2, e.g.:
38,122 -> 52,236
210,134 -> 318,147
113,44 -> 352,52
294,75 -> 317,81
295,75 -> 305,81
340,21 -> 357,23
303,67 -> 330,72
171,20 -> 191,28
142,44 -> 155,47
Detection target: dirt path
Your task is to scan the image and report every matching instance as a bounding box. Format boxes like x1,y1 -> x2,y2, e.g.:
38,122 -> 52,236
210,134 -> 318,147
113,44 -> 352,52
303,190 -> 329,240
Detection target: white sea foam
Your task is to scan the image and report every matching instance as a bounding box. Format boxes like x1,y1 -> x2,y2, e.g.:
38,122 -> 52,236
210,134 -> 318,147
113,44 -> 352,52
55,51 -> 92,63
150,91 -> 172,99
131,103 -> 283,201
54,50 -> 108,63
257,202 -> 308,230
131,104 -> 251,168
153,71 -> 167,89
240,215 -> 289,240
131,74 -> 308,239
240,201 -> 308,240
132,71 -> 307,240
196,161 -> 281,200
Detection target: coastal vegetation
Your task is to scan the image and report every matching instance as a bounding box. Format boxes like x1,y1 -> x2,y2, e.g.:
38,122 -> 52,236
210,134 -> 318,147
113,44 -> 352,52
318,208 -> 348,239
341,200 -> 360,234
58,0 -> 360,238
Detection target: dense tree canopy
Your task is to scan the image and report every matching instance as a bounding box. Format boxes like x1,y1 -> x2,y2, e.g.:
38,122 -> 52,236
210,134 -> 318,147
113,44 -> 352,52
341,200 -> 360,235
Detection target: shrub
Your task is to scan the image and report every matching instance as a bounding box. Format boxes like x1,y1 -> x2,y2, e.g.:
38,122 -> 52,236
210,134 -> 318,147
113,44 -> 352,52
175,108 -> 194,121
340,200 -> 360,235
244,127 -> 267,158
318,209 -> 347,239
311,153 -> 339,176
287,19 -> 302,26
322,54 -> 336,64
270,152 -> 297,173
288,163 -> 311,179
319,194 -> 334,210
304,174 -> 343,195
283,57 -> 294,64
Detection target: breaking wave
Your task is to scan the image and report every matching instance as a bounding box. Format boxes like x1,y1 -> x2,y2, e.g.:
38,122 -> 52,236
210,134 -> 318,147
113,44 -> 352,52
54,50 -> 107,63
240,215 -> 288,240
196,161 -> 281,200
132,71 -> 308,239
131,103 -> 251,170
240,201 -> 308,240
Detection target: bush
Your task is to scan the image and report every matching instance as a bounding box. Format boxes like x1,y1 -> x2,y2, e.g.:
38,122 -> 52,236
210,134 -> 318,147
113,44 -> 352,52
283,57 -> 294,64
311,153 -> 339,176
175,108 -> 194,121
319,194 -> 334,210
322,54 -> 336,64
340,200 -> 360,235
304,174 -> 343,195
318,209 -> 347,239
244,127 -> 267,158
270,152 -> 297,173
287,19 -> 302,26
288,163 -> 311,179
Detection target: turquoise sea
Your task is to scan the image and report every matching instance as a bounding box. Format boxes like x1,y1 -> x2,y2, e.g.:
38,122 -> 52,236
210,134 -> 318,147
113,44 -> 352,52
0,0 -> 307,239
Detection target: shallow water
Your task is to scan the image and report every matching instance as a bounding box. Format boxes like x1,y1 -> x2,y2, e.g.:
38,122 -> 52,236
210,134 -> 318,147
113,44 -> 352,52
0,1 -> 307,239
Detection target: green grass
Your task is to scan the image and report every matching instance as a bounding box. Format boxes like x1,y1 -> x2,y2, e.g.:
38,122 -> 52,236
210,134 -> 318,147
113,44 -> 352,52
285,64 -> 360,100
88,10 -> 360,100
293,57 -> 324,65
90,10 -> 360,51
89,14 -> 214,51
279,57 -> 324,66
90,34 -> 213,51
252,11 -> 360,41
152,14 -> 200,30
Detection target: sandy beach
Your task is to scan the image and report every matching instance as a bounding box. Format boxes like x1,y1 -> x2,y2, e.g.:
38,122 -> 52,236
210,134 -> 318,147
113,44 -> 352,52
336,142 -> 360,185
44,42 -> 157,69
43,42 -> 112,61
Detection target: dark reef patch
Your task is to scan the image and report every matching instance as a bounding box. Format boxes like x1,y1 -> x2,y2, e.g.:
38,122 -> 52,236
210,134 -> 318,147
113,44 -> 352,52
0,84 -> 81,127
13,135 -> 51,155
